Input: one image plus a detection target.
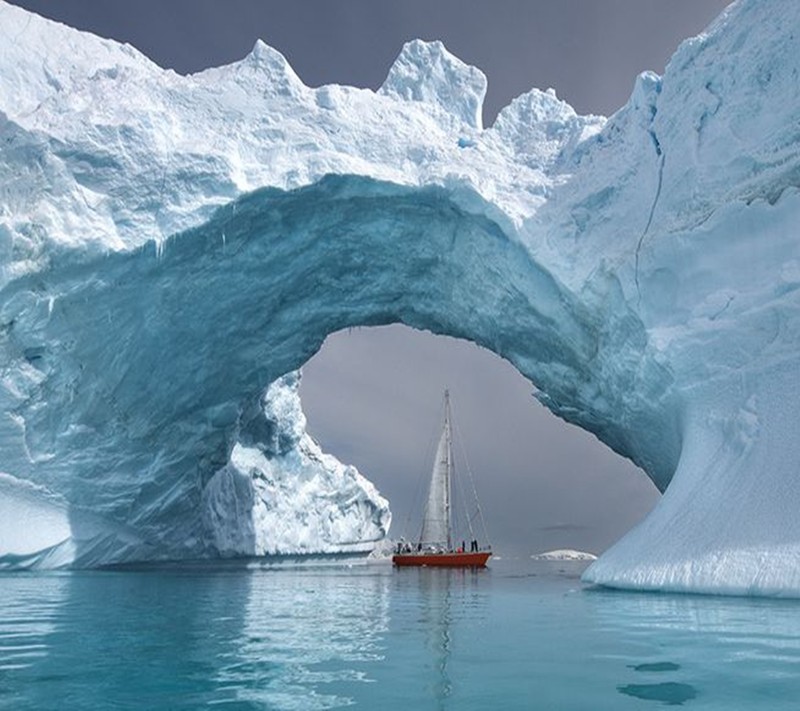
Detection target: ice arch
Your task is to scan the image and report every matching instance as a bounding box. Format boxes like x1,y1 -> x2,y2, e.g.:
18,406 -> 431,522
0,176 -> 674,568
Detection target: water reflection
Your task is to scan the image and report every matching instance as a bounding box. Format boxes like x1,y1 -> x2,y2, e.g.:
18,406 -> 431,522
0,563 -> 497,711
419,569 -> 455,707
618,681 -> 698,706
586,586 -> 800,707
231,565 -> 391,709
0,574 -> 66,708
391,566 -> 490,711
9,569 -> 258,710
0,565 -> 393,710
629,662 -> 681,673
3,561 -> 800,709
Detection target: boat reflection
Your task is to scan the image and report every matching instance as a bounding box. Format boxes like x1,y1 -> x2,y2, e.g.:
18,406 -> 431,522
419,568 -> 454,706
393,565 -> 490,710
232,565 -> 392,708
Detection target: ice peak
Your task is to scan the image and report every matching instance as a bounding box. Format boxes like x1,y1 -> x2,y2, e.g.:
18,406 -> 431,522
493,87 -> 604,169
380,39 -> 487,130
630,70 -> 662,115
246,39 -> 287,68
225,39 -> 306,95
497,86 -> 578,127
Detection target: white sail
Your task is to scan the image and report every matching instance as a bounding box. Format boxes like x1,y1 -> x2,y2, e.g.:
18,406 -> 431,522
420,392 -> 452,548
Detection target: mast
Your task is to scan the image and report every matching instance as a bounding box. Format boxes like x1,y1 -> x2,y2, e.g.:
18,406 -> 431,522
420,389 -> 453,550
443,389 -> 452,550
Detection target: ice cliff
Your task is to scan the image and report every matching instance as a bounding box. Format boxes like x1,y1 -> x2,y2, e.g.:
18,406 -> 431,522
1,0 -> 799,593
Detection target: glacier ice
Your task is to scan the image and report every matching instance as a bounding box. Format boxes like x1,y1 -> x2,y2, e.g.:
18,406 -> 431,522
203,373 -> 389,557
1,0 -> 800,594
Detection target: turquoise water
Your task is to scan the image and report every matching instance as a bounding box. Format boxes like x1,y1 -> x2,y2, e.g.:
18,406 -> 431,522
1,558 -> 799,710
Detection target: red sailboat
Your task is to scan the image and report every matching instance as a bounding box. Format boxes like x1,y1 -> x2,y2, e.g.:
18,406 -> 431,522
393,390 -> 491,568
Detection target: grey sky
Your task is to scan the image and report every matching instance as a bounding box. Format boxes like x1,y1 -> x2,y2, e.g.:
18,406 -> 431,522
300,326 -> 659,555
10,0 -> 731,555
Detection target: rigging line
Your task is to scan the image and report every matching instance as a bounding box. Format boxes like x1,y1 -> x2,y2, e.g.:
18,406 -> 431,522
454,455 -> 475,541
401,432 -> 431,541
449,403 -> 475,542
451,406 -> 492,547
402,438 -> 430,542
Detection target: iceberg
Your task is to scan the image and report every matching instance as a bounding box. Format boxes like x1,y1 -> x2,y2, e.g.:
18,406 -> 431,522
0,0 -> 799,594
532,550 -> 598,562
203,373 -> 389,558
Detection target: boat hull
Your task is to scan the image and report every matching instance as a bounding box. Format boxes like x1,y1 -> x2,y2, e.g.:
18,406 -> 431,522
392,551 -> 491,567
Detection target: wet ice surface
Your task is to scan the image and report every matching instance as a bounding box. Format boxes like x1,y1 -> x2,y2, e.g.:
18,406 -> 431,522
1,558 -> 799,710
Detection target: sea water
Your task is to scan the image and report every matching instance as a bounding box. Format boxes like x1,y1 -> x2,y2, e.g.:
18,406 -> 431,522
0,558 -> 798,710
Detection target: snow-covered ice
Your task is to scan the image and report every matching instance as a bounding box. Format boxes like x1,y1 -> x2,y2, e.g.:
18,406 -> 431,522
203,374 -> 389,557
1,0 -> 799,594
532,550 -> 598,562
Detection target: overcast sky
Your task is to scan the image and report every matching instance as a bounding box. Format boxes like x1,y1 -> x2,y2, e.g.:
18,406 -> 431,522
11,0 -> 731,556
